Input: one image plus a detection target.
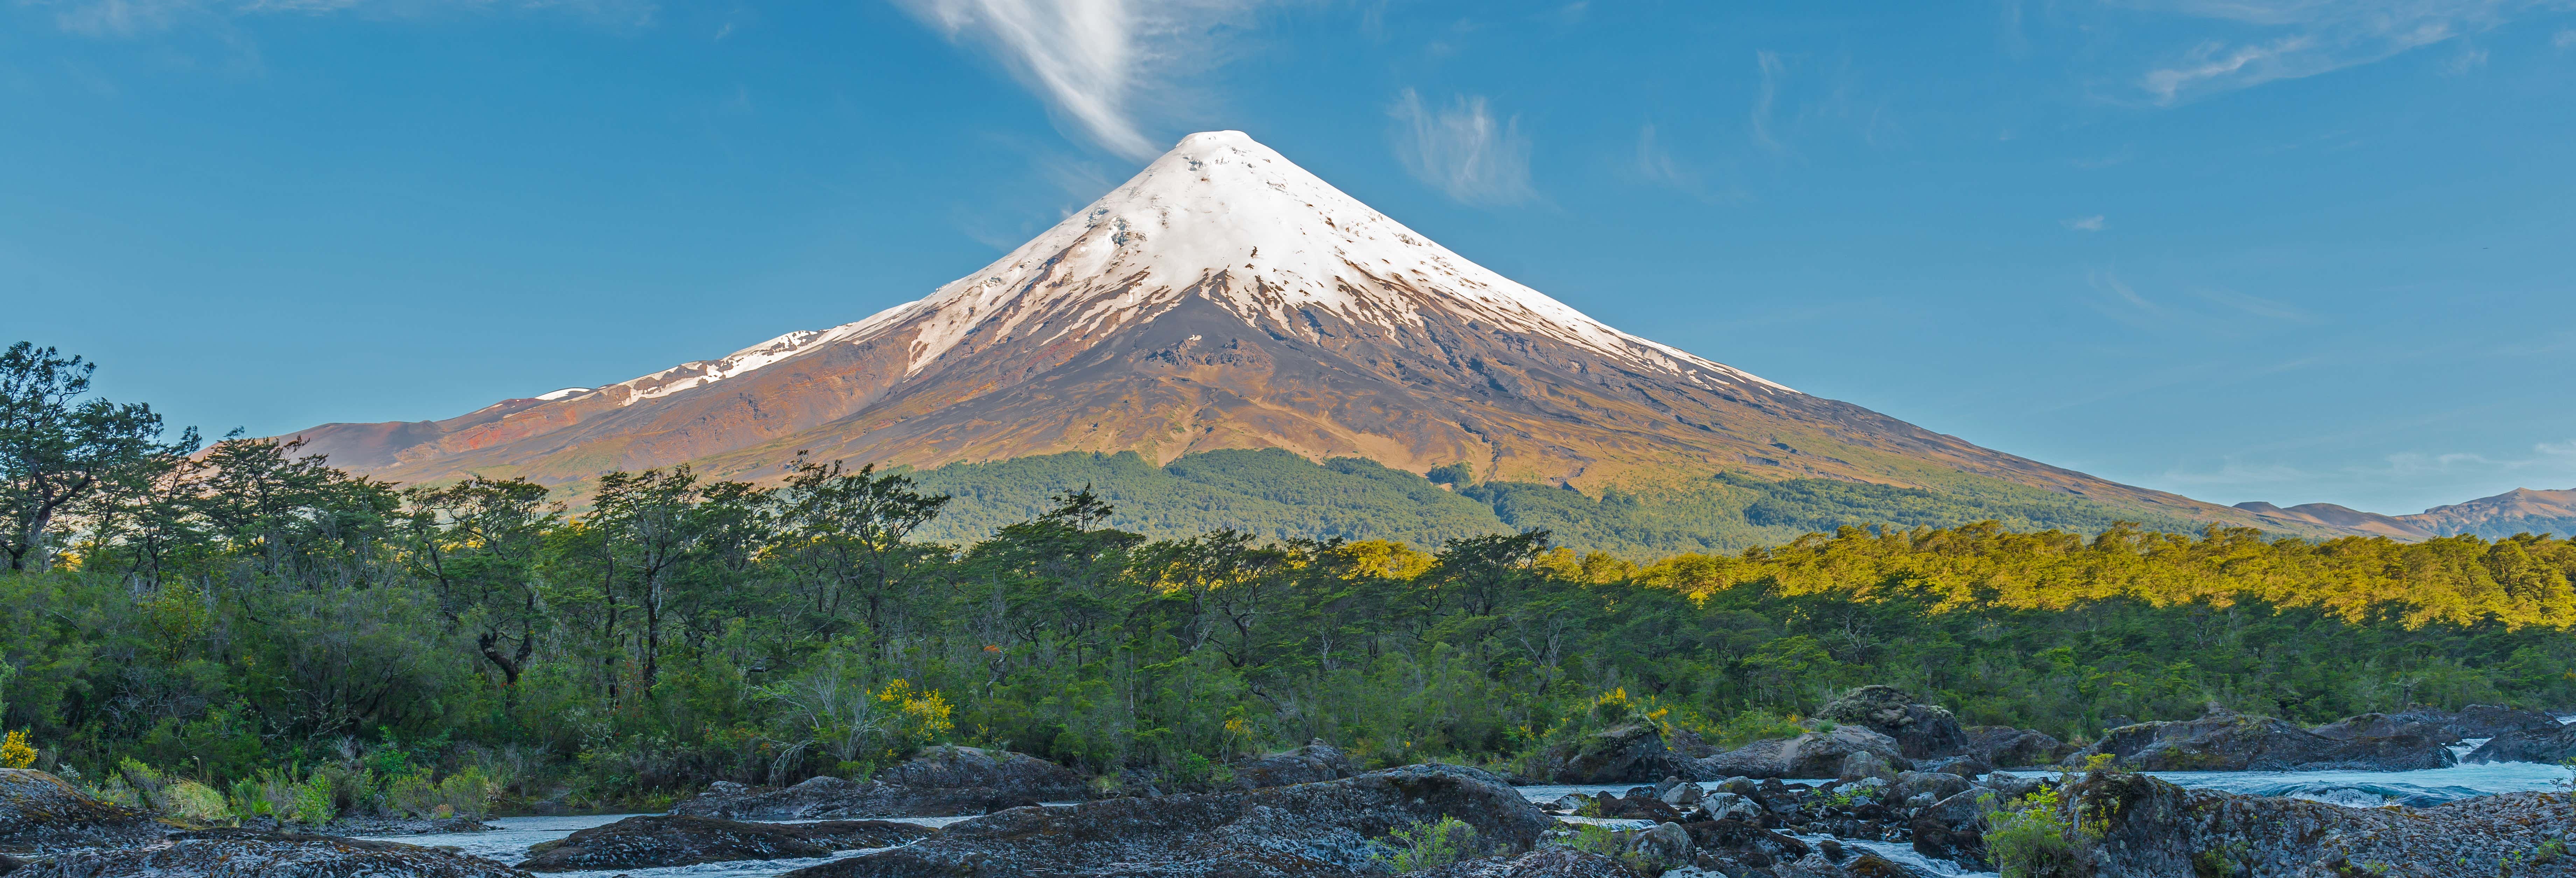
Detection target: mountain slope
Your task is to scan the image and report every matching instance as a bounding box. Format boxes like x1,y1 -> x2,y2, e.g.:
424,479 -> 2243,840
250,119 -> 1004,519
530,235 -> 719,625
2400,488 -> 2576,539
284,131 -> 2296,541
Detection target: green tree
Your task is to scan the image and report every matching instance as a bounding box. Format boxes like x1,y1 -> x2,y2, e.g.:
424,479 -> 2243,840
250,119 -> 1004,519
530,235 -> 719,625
0,342 -> 196,571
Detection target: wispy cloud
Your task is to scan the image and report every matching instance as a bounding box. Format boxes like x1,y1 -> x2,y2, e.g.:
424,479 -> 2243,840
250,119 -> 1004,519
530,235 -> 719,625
1389,89 -> 1535,205
2064,215 -> 2107,232
45,0 -> 654,36
2556,28 -> 2576,48
1750,50 -> 1786,154
895,0 -> 1274,161
1633,123 -> 1696,189
2130,0 -> 2536,105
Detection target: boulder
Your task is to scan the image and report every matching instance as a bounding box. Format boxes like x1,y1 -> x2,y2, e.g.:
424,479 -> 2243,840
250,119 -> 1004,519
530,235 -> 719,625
2447,704 -> 2566,739
677,747 -> 1088,820
1782,726 -> 1909,779
16,829 -> 527,878
1593,790 -> 1683,822
2464,723 -> 2576,764
1656,780 -> 1703,808
1678,819 -> 1812,869
1627,821 -> 1694,872
1693,791 -> 1763,823
1959,725 -> 2070,768
0,769 -> 163,855
1907,787 -> 1996,871
1836,751 -> 1896,784
2054,768 -> 2576,877
779,763 -> 1549,878
1690,726 -> 1910,781
1889,771 -> 1968,808
1230,741 -> 1359,790
1910,754 -> 1993,778
1408,847 -> 1632,878
1819,686 -> 1969,760
2066,712 -> 2455,771
1541,723 -> 1675,784
517,815 -> 931,871
873,746 -> 1088,798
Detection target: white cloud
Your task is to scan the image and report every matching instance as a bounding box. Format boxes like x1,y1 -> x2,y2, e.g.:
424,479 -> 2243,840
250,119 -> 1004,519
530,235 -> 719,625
46,0 -> 654,36
2130,0 -> 2534,104
1633,123 -> 1696,189
895,0 -> 1273,161
2556,28 -> 2576,48
1750,50 -> 1786,153
1389,89 -> 1535,205
2064,215 -> 2107,231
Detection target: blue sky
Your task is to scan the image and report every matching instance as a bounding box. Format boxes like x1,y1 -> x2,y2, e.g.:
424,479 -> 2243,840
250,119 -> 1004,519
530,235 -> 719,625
6,0 -> 2573,516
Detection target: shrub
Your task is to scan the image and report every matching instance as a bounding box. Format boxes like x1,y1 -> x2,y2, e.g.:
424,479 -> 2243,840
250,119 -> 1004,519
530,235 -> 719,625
1984,787 -> 2081,878
162,781 -> 232,823
386,773 -> 441,818
437,768 -> 499,820
291,771 -> 335,826
1375,816 -> 1485,873
0,730 -> 34,769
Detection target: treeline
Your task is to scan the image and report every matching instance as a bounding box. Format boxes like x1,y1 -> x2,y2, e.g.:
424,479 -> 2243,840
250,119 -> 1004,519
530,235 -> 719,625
2,341 -> 2572,814
900,448 -> 2217,557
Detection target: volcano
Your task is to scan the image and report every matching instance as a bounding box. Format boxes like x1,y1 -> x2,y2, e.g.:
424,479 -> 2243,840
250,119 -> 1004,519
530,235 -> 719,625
285,131 -> 2277,536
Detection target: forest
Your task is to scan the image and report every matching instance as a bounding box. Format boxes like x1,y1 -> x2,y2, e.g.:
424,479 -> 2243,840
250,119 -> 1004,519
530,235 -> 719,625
4,340 -> 2573,819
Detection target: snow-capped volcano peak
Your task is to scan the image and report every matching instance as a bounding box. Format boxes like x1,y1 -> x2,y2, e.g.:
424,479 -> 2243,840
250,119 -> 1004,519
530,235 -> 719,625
689,131 -> 1786,395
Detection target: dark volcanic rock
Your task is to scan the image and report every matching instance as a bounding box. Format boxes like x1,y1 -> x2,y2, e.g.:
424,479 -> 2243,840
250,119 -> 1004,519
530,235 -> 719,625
1819,686 -> 1968,760
1960,725 -> 2070,768
1230,741 -> 1359,790
2464,723 -> 2576,764
1540,723 -> 1675,784
778,763 -> 1548,878
2057,769 -> 2576,877
313,815 -> 494,836
1409,848 -> 1631,878
1690,726 -> 1909,780
873,746 -> 1089,798
1,853 -> 24,876
517,815 -> 931,872
1908,788 -> 1998,871
0,770 -> 163,855
19,829 -> 528,878
676,747 -> 1088,820
2448,704 -> 2566,739
2067,712 -> 2455,771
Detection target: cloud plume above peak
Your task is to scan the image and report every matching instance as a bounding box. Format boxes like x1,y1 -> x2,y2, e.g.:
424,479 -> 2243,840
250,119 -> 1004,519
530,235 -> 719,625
2131,0 -> 2535,104
897,0 -> 1272,161
1389,89 -> 1536,205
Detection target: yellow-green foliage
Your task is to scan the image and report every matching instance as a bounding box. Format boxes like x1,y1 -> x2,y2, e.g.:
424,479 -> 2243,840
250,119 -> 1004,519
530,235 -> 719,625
161,781 -> 231,823
1984,786 -> 2081,878
1375,815 -> 1484,873
1637,525 -> 2576,630
0,730 -> 33,769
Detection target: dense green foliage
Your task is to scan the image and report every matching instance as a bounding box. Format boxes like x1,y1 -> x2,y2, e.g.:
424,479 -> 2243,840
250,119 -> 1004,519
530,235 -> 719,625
903,449 -> 2217,557
1,344 -> 2571,817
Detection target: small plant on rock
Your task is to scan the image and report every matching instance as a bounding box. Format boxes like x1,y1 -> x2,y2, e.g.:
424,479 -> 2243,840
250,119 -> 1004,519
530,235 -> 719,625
1985,785 -> 2081,878
1375,815 -> 1485,873
0,730 -> 35,769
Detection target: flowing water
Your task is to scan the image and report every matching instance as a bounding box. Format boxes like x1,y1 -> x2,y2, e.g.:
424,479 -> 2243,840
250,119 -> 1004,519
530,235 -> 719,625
365,718 -> 2572,878
357,814 -> 976,878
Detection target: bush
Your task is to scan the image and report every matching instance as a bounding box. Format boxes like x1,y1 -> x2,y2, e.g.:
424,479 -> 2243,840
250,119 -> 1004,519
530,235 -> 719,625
1375,816 -> 1485,873
386,773 -> 440,818
437,768 -> 500,819
1984,786 -> 2081,878
0,730 -> 33,769
162,781 -> 232,823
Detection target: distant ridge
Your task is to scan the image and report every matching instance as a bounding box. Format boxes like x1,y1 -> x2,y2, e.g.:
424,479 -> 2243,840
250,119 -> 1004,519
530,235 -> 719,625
2236,487 -> 2576,542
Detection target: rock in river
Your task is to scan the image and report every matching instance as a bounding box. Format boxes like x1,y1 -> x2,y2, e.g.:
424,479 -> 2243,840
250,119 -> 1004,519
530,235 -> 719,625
16,828 -> 529,878
2065,710 -> 2455,771
2464,723 -> 2576,764
1537,723 -> 1679,784
0,770 -> 163,855
1693,725 -> 1911,780
2056,768 -> 2576,877
517,815 -> 932,872
677,746 -> 1089,819
778,763 -> 1549,878
1229,741 -> 1359,790
1818,686 -> 1968,761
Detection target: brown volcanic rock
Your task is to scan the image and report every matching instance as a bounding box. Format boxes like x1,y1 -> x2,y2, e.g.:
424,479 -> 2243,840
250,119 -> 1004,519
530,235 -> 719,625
281,132 -> 2300,536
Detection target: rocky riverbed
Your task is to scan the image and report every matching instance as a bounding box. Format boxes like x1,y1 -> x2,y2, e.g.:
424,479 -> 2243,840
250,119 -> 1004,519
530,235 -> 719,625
0,700 -> 2567,878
